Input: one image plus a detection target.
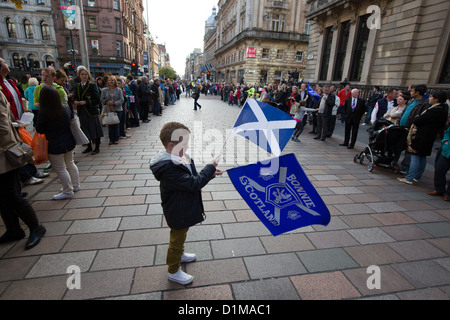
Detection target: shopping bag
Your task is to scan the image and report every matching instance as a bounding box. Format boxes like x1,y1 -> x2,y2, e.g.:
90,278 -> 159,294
31,132 -> 48,165
18,127 -> 33,146
70,118 -> 89,145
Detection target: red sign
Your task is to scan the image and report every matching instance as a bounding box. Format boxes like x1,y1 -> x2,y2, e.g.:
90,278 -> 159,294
246,47 -> 257,58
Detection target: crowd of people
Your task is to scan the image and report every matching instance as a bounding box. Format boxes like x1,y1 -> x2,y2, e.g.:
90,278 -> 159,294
213,80 -> 450,202
1,55 -> 450,252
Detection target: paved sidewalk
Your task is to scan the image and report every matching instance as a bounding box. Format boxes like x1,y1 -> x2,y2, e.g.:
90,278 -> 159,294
0,95 -> 449,300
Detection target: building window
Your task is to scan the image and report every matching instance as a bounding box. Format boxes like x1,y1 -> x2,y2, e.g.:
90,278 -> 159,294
113,0 -> 119,10
262,48 -> 270,60
276,50 -> 284,60
6,18 -> 17,38
45,55 -> 55,67
41,21 -> 50,40
91,39 -> 99,55
12,53 -> 23,68
88,16 -> 98,31
115,18 -> 121,34
116,41 -> 122,57
28,54 -> 39,69
319,26 -> 334,81
305,20 -> 311,35
350,15 -> 370,81
333,21 -> 350,81
439,44 -> 450,84
296,51 -> 304,62
270,14 -> 285,32
87,0 -> 95,7
37,0 -> 45,4
23,19 -> 34,39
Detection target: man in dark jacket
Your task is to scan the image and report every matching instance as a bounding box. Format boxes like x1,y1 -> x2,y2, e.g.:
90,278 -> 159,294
340,89 -> 366,149
137,76 -> 151,123
314,86 -> 336,141
150,122 -> 222,285
151,79 -> 162,116
126,76 -> 139,127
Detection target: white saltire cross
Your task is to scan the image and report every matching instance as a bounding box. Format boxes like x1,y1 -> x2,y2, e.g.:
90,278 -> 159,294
232,98 -> 296,156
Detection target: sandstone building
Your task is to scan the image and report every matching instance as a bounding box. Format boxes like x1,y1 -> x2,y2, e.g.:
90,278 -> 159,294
305,0 -> 450,88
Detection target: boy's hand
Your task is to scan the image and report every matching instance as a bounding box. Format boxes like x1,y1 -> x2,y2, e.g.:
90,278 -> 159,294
214,169 -> 223,177
210,155 -> 221,167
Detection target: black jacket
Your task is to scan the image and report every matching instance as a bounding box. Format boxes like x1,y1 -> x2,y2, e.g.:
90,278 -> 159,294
36,104 -> 76,155
137,81 -> 151,103
344,97 -> 366,124
410,103 -> 448,156
150,151 -> 216,230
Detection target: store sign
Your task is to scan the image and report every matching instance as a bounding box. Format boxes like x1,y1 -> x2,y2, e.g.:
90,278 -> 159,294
247,47 -> 257,59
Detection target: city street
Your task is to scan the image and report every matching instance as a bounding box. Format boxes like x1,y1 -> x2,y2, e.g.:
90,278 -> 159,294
0,94 -> 449,301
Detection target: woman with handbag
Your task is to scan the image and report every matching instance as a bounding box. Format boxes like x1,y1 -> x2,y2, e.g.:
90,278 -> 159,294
0,89 -> 46,250
288,86 -> 301,116
73,67 -> 103,155
36,86 -> 80,200
100,76 -> 124,145
398,91 -> 448,185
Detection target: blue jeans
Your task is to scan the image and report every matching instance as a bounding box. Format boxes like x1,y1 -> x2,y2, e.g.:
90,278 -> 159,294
406,154 -> 427,182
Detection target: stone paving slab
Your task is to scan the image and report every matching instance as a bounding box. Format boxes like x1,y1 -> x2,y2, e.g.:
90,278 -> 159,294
0,95 -> 449,301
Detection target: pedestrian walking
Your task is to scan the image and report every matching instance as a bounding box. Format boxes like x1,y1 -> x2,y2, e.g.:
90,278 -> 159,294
193,83 -> 202,110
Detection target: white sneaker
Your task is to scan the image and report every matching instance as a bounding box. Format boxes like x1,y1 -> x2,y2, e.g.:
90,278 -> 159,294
180,253 -> 197,263
52,192 -> 74,200
168,267 -> 194,285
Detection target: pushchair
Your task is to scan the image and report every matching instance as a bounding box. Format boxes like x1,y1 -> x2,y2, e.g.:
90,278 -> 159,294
353,118 -> 409,172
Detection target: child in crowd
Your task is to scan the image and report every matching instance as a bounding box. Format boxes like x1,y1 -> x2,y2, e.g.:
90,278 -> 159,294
150,122 -> 223,285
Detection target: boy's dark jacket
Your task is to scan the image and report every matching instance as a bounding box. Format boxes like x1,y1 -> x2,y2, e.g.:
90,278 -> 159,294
150,151 -> 216,230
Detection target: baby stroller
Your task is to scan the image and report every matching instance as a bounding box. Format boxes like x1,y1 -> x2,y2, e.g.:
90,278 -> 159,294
353,118 -> 409,172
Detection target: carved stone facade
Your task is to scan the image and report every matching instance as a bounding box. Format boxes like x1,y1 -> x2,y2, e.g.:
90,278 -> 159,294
0,0 -> 59,76
305,0 -> 450,87
212,0 -> 310,85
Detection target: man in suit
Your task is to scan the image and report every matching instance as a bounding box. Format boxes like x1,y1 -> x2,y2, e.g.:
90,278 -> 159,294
340,88 -> 366,149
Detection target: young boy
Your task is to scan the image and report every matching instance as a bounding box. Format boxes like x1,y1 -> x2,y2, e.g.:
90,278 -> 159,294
150,122 -> 222,285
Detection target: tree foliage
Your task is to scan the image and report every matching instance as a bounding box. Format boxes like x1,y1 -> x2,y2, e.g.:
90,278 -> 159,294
159,66 -> 177,80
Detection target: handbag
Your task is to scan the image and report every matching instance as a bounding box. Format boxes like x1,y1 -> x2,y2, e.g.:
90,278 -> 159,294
3,142 -> 34,167
70,118 -> 89,145
101,106 -> 120,126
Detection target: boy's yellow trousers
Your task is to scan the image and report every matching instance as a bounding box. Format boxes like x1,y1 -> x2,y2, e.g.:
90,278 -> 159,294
167,227 -> 189,274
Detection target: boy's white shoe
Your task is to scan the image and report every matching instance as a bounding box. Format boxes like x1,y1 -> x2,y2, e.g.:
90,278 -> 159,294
168,267 -> 194,285
180,253 -> 197,263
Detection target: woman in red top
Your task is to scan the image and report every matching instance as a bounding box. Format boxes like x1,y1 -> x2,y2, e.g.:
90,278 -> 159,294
337,83 -> 351,123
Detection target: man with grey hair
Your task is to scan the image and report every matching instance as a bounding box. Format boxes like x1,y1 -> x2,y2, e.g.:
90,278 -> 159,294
340,88 -> 366,149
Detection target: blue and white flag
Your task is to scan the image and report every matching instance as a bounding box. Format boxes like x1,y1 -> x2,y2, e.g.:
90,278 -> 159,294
307,82 -> 321,102
232,98 -> 296,156
227,153 -> 330,236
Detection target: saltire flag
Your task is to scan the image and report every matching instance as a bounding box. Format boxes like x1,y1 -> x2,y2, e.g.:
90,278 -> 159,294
232,98 -> 296,156
307,82 -> 321,102
227,153 -> 330,236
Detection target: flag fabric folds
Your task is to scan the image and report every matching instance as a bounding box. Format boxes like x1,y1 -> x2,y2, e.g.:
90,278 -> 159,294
227,153 -> 331,236
307,82 -> 321,102
232,98 -> 296,156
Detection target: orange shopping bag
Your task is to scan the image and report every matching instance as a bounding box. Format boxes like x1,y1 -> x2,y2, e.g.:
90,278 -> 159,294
31,132 -> 48,165
18,127 -> 33,146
